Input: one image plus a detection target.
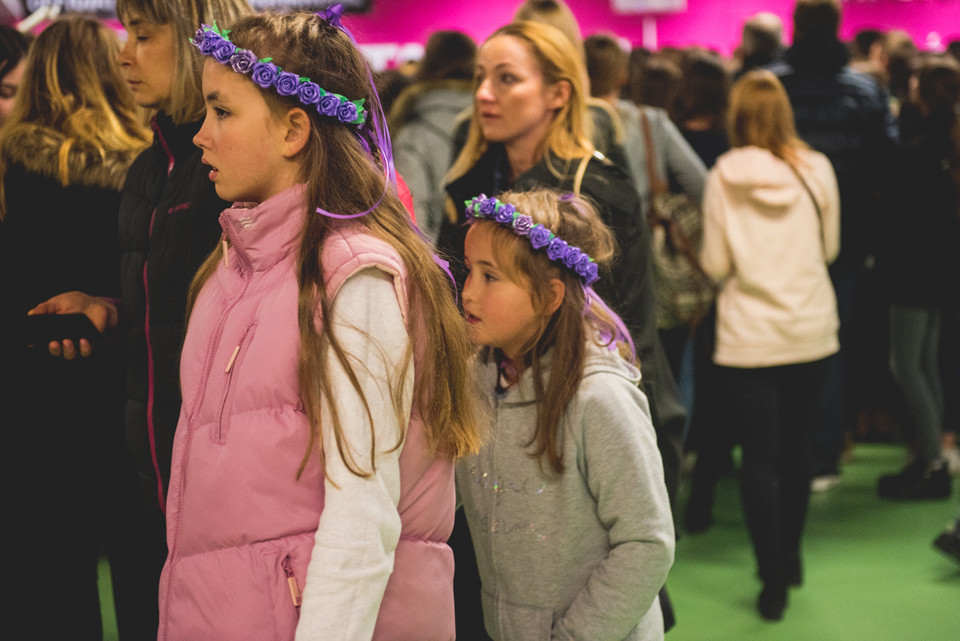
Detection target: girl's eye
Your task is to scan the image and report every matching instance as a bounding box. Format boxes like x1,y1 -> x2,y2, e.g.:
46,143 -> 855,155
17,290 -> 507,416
499,73 -> 517,85
483,272 -> 497,283
213,107 -> 229,119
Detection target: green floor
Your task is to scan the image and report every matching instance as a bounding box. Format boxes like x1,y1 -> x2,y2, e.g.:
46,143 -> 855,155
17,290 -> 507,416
668,443 -> 960,641
97,443 -> 959,640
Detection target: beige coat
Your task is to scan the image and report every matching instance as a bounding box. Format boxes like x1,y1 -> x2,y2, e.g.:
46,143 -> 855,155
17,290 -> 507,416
701,145 -> 841,368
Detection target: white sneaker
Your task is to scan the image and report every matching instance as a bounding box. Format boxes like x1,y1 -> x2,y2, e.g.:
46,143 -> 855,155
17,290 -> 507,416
811,474 -> 842,492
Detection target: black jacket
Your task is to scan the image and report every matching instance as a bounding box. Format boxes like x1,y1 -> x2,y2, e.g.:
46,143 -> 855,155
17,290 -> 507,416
879,105 -> 960,308
440,145 -> 686,504
118,113 -> 229,510
0,123 -> 133,526
769,39 -> 899,268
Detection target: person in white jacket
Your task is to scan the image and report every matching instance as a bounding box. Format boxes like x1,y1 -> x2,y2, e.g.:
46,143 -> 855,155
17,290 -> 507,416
700,70 -> 840,622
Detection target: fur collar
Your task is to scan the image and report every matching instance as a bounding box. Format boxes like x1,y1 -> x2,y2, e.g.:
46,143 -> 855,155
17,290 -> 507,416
1,123 -> 141,191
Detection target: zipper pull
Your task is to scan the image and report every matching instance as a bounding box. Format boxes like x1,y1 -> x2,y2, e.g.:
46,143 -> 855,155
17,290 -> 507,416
287,577 -> 302,607
225,345 -> 240,373
282,556 -> 302,607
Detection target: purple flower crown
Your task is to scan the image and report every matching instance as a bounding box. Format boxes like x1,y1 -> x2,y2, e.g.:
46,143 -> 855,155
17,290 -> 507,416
191,22 -> 367,126
465,194 -> 600,287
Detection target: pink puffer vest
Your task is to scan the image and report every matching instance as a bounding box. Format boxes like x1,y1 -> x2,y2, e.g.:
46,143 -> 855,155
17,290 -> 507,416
158,185 -> 455,640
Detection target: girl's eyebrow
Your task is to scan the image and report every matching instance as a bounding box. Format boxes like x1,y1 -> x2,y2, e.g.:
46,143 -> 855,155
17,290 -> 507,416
204,91 -> 222,103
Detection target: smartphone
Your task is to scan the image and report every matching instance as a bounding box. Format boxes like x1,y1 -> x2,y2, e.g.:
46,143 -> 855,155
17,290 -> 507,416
22,313 -> 102,347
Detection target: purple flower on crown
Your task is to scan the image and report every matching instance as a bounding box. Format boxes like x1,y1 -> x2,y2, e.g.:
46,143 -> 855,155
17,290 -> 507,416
337,100 -> 359,123
298,80 -> 322,105
251,61 -> 280,89
494,203 -> 515,224
563,246 -> 583,269
275,71 -> 300,96
230,49 -> 258,74
212,39 -> 236,64
512,214 -> 533,236
478,197 -> 497,217
193,27 -> 206,45
529,225 -> 552,250
546,238 -> 570,262
580,259 -> 599,285
199,31 -> 221,56
318,93 -> 341,118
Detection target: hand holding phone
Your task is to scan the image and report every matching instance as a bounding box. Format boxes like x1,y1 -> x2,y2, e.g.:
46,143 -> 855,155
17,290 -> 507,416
23,313 -> 103,349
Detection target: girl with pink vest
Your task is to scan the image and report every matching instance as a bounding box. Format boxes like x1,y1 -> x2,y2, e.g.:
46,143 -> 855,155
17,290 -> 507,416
158,10 -> 484,641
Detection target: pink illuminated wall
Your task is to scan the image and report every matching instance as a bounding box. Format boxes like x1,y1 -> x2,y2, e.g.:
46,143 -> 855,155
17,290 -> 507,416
344,0 -> 960,67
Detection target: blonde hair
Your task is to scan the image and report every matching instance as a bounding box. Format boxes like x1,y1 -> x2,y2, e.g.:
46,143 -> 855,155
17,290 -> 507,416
727,70 -> 808,165
473,188 -> 630,473
0,16 -> 150,218
446,20 -> 594,217
116,0 -> 251,124
186,12 -> 484,478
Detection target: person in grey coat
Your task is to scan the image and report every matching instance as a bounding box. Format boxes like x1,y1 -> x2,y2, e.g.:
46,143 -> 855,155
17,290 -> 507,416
390,30 -> 476,242
457,189 -> 675,641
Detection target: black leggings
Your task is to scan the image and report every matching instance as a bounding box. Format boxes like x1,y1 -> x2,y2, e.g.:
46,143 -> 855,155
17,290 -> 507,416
716,358 -> 829,585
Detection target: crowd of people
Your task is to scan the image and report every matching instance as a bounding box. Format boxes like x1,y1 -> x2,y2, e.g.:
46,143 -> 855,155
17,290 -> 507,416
0,0 -> 957,640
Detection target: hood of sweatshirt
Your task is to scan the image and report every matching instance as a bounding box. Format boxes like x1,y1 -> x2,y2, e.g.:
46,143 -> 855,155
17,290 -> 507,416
714,146 -> 805,214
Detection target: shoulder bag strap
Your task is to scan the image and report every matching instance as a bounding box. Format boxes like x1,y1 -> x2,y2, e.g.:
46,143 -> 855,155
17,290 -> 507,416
786,161 -> 825,253
638,109 -> 666,200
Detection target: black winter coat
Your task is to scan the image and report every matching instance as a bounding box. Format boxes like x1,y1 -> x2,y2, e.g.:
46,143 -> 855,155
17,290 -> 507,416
769,39 -> 899,269
118,113 -> 229,510
0,123 -> 135,554
879,106 -> 960,308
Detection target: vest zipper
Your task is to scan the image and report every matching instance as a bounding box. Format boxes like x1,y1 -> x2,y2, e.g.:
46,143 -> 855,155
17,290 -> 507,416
216,323 -> 255,444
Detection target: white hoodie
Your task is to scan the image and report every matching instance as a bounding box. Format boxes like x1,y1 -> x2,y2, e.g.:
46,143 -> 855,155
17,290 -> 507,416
701,145 -> 840,368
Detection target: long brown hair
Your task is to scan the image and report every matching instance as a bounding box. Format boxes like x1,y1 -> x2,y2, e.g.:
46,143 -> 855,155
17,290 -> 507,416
186,12 -> 483,477
475,189 -> 629,473
116,0 -> 251,124
445,20 -> 594,213
0,16 -> 150,218
727,69 -> 808,165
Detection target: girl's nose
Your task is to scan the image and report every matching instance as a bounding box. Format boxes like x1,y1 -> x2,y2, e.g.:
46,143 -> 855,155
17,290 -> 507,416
461,273 -> 476,304
193,119 -> 210,150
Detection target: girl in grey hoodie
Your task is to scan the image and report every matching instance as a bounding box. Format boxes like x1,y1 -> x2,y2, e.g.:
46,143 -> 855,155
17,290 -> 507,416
457,189 -> 675,641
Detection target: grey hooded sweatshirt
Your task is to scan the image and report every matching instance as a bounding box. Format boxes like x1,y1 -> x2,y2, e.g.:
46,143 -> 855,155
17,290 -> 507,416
456,341 -> 675,641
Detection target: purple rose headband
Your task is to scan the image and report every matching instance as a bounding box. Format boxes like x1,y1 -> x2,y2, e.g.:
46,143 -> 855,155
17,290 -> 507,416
191,22 -> 367,126
464,194 -> 601,287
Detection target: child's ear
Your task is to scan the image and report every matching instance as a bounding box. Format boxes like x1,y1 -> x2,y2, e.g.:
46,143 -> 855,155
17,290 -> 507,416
545,278 -> 565,315
279,107 -> 310,158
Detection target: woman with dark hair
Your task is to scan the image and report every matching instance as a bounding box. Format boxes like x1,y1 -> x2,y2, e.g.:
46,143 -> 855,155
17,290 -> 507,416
0,16 -> 150,639
0,24 -> 29,125
670,52 -> 731,169
877,56 -> 960,500
390,30 -> 477,241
